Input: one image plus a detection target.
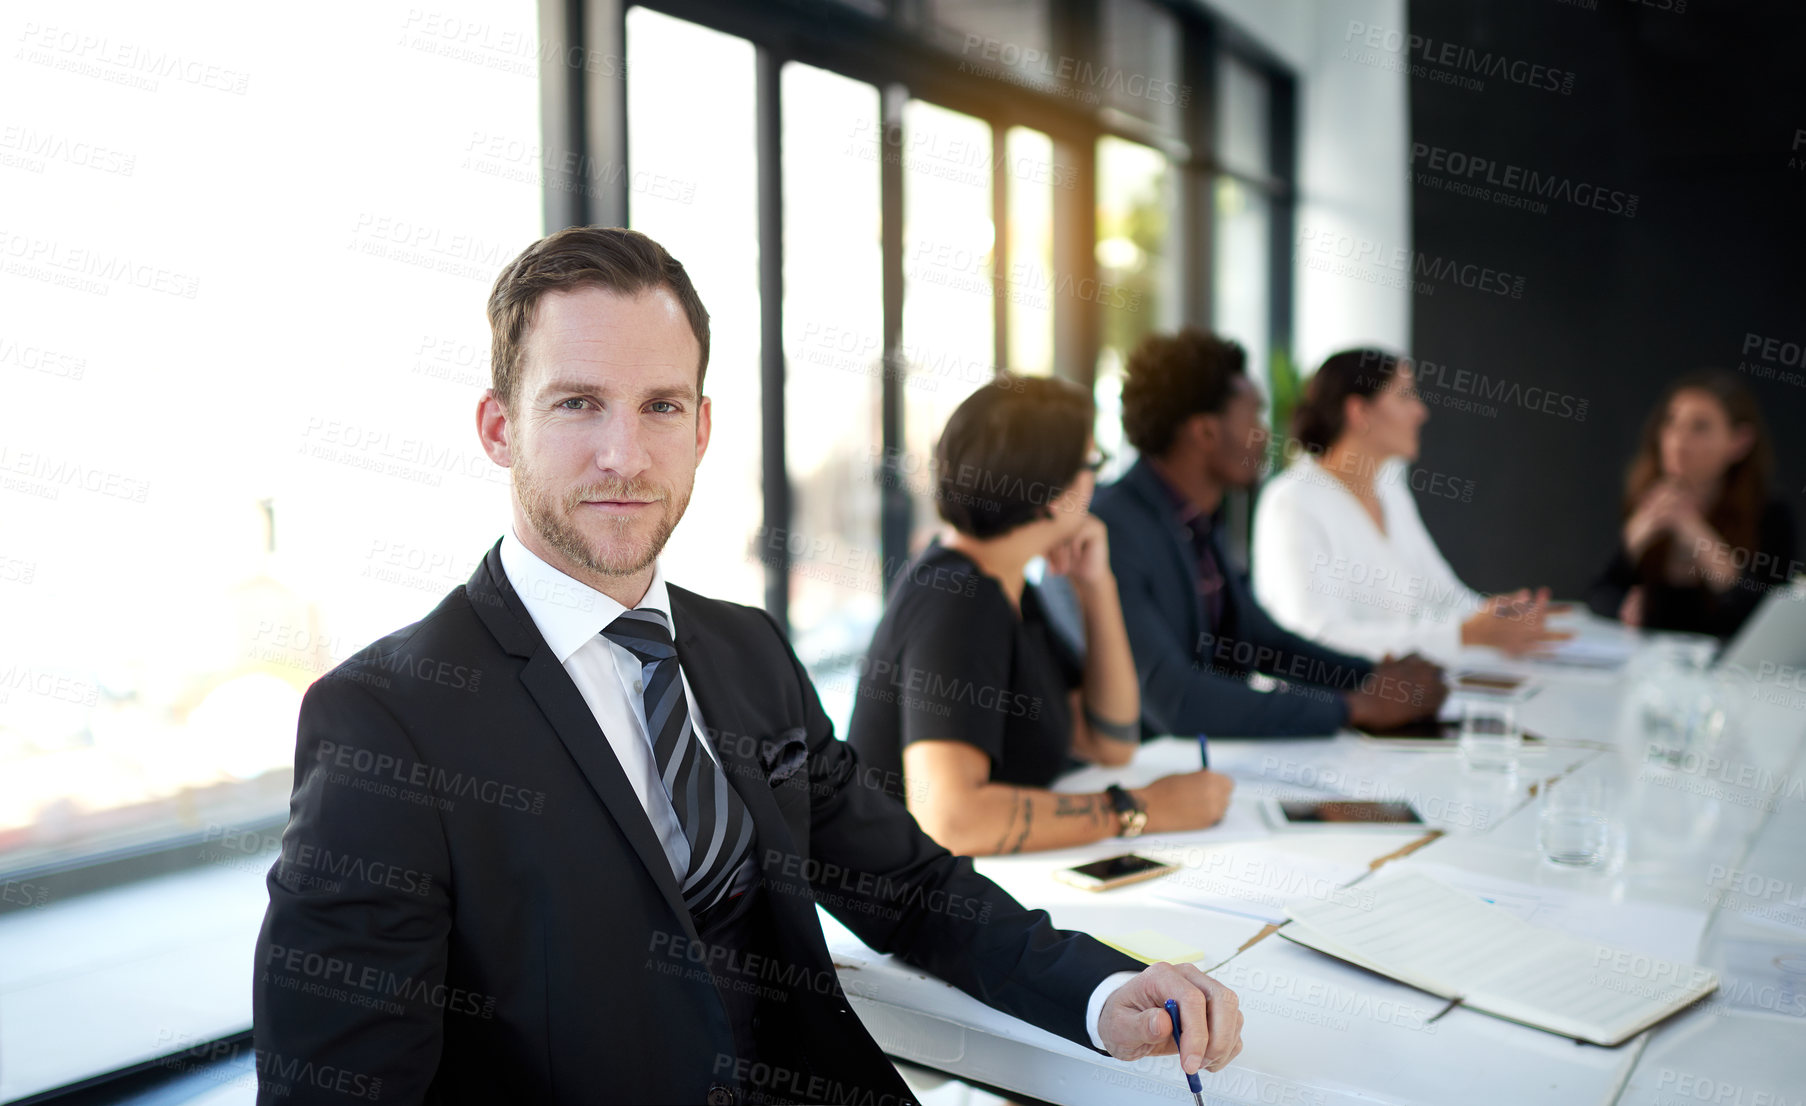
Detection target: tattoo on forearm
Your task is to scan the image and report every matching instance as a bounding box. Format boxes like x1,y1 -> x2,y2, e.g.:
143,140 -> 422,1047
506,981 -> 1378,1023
1008,796 -> 1034,854
1054,794 -> 1096,819
993,789 -> 1022,855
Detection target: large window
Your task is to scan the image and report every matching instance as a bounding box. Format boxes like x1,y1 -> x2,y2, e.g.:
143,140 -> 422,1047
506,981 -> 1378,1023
1100,0 -> 1183,134
0,0 -> 540,876
2,0 -> 543,1096
1095,133 -> 1179,473
600,0 -> 1297,696
900,99 -> 997,558
625,8 -> 765,608
2,1 -> 1297,1097
1006,126 -> 1058,377
922,0 -> 1052,79
1214,52 -> 1277,398
781,62 -> 885,728
1,0 -> 1297,900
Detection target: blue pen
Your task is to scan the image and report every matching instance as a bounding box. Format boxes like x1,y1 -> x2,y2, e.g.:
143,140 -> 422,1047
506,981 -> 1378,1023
1164,998 -> 1205,1106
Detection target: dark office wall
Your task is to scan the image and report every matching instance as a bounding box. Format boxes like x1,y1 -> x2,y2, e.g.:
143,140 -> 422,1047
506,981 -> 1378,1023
1403,0 -> 1806,599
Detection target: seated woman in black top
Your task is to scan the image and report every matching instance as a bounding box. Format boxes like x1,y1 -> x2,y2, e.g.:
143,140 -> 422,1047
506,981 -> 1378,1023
1586,370 -> 1798,638
848,375 -> 1232,856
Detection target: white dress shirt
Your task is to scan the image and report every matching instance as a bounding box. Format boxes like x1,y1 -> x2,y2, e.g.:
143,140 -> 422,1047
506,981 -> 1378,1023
500,530 -> 732,888
1251,454 -> 1485,664
499,530 -> 1130,1047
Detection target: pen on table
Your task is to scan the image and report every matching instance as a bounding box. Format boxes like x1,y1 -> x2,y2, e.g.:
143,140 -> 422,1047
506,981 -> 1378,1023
1164,998 -> 1205,1106
1426,995 -> 1464,1024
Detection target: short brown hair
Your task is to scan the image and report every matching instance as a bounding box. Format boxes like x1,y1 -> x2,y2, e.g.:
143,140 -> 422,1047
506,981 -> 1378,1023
487,226 -> 711,411
935,375 -> 1095,540
1120,328 -> 1246,458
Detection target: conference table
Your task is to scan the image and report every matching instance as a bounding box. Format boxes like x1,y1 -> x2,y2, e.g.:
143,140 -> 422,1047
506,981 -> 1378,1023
819,613 -> 1806,1105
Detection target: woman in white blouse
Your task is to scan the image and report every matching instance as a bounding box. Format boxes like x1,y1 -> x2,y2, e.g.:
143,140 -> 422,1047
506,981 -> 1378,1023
1251,349 -> 1569,664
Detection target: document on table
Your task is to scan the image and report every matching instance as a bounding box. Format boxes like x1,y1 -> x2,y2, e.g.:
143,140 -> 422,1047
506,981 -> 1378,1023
1095,928 -> 1212,966
1448,670 -> 1543,701
1280,871 -> 1719,1046
1143,843 -> 1370,925
1406,862 -> 1710,965
1522,636 -> 1635,671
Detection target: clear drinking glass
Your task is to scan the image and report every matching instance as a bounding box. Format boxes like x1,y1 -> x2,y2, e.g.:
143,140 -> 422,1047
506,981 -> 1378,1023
1637,637 -> 1720,767
1458,700 -> 1521,773
1538,776 -> 1611,868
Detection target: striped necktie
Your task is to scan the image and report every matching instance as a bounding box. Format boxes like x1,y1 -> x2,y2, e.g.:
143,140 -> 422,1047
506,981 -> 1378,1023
601,609 -> 754,915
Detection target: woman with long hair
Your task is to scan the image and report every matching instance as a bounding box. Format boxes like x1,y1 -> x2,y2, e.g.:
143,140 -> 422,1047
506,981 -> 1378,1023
1586,370 -> 1796,637
1252,349 -> 1569,664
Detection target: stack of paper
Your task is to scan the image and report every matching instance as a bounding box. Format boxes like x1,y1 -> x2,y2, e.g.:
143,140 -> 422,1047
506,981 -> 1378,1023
1524,637 -> 1635,671
1144,844 -> 1370,925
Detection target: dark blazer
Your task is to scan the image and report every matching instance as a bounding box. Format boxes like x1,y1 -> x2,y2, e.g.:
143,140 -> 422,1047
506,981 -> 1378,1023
1092,458 -> 1374,740
252,541 -> 1140,1106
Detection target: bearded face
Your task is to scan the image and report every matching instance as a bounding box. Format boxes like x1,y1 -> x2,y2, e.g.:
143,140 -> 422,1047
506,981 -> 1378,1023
483,284 -> 709,589
514,458 -> 690,578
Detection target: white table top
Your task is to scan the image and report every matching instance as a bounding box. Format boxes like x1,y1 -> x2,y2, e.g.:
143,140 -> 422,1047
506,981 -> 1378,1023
3,614 -> 1798,1103
822,616 -> 1806,1105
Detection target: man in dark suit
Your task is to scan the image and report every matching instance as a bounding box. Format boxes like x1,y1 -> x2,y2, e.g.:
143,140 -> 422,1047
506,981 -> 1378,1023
252,227 -> 1243,1105
1092,328 -> 1447,743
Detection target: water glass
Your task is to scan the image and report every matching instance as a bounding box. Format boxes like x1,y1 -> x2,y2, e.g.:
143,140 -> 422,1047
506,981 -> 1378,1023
1458,701 -> 1521,772
1636,637 -> 1722,767
1538,777 -> 1611,868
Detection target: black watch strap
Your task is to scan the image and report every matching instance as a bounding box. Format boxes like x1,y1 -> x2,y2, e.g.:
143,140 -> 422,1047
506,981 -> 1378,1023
1104,784 -> 1147,837
1104,784 -> 1139,815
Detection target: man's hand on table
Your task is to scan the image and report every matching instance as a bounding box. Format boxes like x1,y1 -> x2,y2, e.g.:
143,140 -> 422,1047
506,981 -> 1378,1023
1097,961 -> 1243,1075
1346,652 -> 1447,731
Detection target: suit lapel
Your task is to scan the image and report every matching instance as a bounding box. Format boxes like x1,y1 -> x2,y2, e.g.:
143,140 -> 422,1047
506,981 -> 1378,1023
467,545 -> 694,934
1125,460 -> 1208,648
667,587 -> 803,861
667,587 -> 834,972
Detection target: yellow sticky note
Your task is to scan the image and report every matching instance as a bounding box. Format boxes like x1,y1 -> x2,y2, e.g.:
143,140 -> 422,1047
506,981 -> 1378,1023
1097,929 -> 1209,966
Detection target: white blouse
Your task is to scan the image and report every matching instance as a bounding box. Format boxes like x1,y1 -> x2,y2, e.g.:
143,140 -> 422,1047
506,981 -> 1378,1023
1251,454 -> 1485,664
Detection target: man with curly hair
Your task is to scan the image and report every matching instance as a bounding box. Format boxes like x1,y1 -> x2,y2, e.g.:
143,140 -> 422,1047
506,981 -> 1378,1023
1093,328 -> 1448,744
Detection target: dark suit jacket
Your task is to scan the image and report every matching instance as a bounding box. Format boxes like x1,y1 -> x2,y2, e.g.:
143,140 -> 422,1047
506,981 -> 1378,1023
252,542 -> 1140,1105
1092,458 -> 1374,740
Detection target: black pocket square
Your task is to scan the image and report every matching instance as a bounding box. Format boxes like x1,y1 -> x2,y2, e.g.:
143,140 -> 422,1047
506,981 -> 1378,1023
758,727 -> 809,785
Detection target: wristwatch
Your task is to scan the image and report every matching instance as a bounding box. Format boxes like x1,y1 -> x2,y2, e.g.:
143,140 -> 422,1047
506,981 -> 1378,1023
1104,784 -> 1148,838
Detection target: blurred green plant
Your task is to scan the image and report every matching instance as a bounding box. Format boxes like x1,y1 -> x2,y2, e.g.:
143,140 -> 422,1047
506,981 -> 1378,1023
1266,346 -> 1302,473
1098,181 -> 1168,367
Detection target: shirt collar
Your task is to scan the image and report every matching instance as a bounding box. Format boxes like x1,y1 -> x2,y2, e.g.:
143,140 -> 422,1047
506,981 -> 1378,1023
1146,462 -> 1216,533
498,529 -> 675,664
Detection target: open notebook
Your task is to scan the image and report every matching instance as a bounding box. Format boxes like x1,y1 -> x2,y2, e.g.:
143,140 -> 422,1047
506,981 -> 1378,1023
1281,872 -> 1718,1046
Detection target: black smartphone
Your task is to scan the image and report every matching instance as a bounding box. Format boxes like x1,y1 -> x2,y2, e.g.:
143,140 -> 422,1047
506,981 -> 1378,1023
1052,853 -> 1178,891
1360,721 -> 1546,745
1274,799 -> 1424,826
